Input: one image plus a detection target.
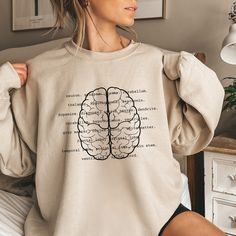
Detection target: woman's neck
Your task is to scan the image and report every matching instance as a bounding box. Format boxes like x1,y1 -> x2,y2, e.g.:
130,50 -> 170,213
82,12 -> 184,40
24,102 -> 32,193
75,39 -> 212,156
74,24 -> 131,52
84,36 -> 130,52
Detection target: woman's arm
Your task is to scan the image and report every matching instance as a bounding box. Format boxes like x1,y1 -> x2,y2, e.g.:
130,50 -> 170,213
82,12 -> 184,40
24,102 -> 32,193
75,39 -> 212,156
0,62 -> 36,177
162,51 -> 225,155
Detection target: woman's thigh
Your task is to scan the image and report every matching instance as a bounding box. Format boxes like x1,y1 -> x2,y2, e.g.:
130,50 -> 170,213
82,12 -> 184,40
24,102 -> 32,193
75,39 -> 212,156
161,211 -> 227,236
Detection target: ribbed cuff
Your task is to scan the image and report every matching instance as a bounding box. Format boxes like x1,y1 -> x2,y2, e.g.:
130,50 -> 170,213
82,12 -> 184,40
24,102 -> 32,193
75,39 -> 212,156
0,62 -> 21,91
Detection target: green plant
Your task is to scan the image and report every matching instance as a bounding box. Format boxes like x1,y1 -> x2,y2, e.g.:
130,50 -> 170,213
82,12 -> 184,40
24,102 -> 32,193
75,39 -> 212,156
222,77 -> 236,111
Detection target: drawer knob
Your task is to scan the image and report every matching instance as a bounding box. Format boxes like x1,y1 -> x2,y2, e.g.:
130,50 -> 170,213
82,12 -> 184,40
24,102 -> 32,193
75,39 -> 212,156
228,174 -> 236,181
229,216 -> 236,222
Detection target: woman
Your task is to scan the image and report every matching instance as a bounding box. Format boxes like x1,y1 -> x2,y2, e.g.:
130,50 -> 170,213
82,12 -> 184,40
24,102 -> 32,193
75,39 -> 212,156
2,0 -> 226,235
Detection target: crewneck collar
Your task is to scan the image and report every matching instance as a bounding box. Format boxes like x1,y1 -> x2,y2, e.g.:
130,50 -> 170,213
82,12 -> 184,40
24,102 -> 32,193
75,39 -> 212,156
64,38 -> 141,61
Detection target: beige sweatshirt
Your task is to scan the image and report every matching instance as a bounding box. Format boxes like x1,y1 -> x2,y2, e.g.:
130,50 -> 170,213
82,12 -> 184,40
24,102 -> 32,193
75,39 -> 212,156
0,39 -> 225,236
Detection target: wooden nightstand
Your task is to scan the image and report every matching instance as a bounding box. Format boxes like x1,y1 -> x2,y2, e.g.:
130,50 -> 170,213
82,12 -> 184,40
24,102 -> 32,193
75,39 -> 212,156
203,134 -> 236,235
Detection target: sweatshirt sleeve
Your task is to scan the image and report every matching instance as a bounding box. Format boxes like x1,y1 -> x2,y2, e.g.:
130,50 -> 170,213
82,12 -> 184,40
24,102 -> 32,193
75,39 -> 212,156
0,62 -> 36,177
162,51 -> 225,155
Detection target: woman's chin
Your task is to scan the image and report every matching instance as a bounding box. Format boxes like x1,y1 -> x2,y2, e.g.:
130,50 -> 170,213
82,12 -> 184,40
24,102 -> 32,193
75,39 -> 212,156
120,19 -> 135,27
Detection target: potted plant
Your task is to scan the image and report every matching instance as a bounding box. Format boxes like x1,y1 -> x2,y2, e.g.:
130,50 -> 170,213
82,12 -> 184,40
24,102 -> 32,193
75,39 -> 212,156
222,77 -> 236,111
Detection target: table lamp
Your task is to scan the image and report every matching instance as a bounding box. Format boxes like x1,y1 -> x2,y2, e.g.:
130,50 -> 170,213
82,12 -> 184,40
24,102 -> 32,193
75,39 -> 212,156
220,1 -> 236,65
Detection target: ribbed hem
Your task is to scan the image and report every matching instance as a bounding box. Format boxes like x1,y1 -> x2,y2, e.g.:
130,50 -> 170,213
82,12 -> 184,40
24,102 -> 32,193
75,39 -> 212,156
64,39 -> 141,61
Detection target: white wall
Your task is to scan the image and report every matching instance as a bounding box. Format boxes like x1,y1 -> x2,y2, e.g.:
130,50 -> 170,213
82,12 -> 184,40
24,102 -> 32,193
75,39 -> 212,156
0,0 -> 235,133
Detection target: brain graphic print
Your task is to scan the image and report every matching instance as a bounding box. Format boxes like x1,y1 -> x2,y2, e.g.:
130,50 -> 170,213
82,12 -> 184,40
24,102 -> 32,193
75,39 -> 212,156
77,87 -> 141,160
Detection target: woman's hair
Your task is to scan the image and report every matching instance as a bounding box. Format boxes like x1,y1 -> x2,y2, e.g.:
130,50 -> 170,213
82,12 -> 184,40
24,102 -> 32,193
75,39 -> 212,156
50,0 -> 138,48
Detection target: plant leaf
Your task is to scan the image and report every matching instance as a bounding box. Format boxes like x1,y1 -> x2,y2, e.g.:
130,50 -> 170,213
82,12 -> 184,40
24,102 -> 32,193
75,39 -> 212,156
225,94 -> 236,102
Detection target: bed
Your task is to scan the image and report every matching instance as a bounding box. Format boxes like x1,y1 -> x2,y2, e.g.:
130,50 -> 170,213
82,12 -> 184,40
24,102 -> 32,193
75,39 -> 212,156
0,190 -> 33,236
0,38 -> 192,235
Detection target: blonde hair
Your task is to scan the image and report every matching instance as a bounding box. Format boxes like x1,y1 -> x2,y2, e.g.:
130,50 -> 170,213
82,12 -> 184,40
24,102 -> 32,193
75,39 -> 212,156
50,0 -> 138,48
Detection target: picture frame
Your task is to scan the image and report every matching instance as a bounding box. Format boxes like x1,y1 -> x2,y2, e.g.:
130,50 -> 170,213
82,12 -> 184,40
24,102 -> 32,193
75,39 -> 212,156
12,0 -> 56,31
135,0 -> 166,19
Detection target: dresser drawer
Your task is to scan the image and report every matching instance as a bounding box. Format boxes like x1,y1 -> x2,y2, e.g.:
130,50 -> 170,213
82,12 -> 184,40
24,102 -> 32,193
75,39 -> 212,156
213,198 -> 236,235
212,158 -> 236,196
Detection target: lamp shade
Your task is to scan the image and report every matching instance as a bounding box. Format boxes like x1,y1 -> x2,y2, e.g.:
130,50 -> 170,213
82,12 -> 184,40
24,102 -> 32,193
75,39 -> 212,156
220,23 -> 236,64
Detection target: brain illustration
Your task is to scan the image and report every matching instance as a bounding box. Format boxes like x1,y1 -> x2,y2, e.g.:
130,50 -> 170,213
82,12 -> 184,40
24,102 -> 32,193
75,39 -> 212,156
77,87 -> 141,160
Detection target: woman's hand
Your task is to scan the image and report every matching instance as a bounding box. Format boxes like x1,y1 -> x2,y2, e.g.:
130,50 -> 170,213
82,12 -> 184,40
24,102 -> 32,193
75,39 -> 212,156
12,63 -> 28,86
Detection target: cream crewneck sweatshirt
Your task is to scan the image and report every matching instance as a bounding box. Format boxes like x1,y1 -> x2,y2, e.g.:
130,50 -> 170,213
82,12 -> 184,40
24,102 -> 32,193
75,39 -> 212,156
0,39 -> 225,236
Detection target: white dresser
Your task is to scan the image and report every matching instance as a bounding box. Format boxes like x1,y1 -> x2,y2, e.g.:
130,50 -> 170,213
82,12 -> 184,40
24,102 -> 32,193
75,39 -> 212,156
204,134 -> 236,236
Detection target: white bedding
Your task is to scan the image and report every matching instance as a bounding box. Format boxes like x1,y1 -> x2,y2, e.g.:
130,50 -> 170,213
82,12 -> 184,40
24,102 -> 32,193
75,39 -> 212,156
180,173 -> 192,210
0,190 -> 33,236
0,173 -> 191,236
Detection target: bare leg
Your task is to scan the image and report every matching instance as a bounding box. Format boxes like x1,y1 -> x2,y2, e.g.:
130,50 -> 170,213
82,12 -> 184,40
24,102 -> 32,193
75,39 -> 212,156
161,211 -> 227,236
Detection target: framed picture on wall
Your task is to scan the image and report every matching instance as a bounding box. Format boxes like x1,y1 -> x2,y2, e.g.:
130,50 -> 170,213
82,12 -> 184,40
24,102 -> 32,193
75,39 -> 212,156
12,0 -> 56,31
135,0 -> 166,19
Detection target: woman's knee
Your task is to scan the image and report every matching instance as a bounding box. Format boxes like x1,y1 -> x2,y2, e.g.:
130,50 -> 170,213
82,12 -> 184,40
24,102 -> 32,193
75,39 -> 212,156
161,211 -> 227,236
